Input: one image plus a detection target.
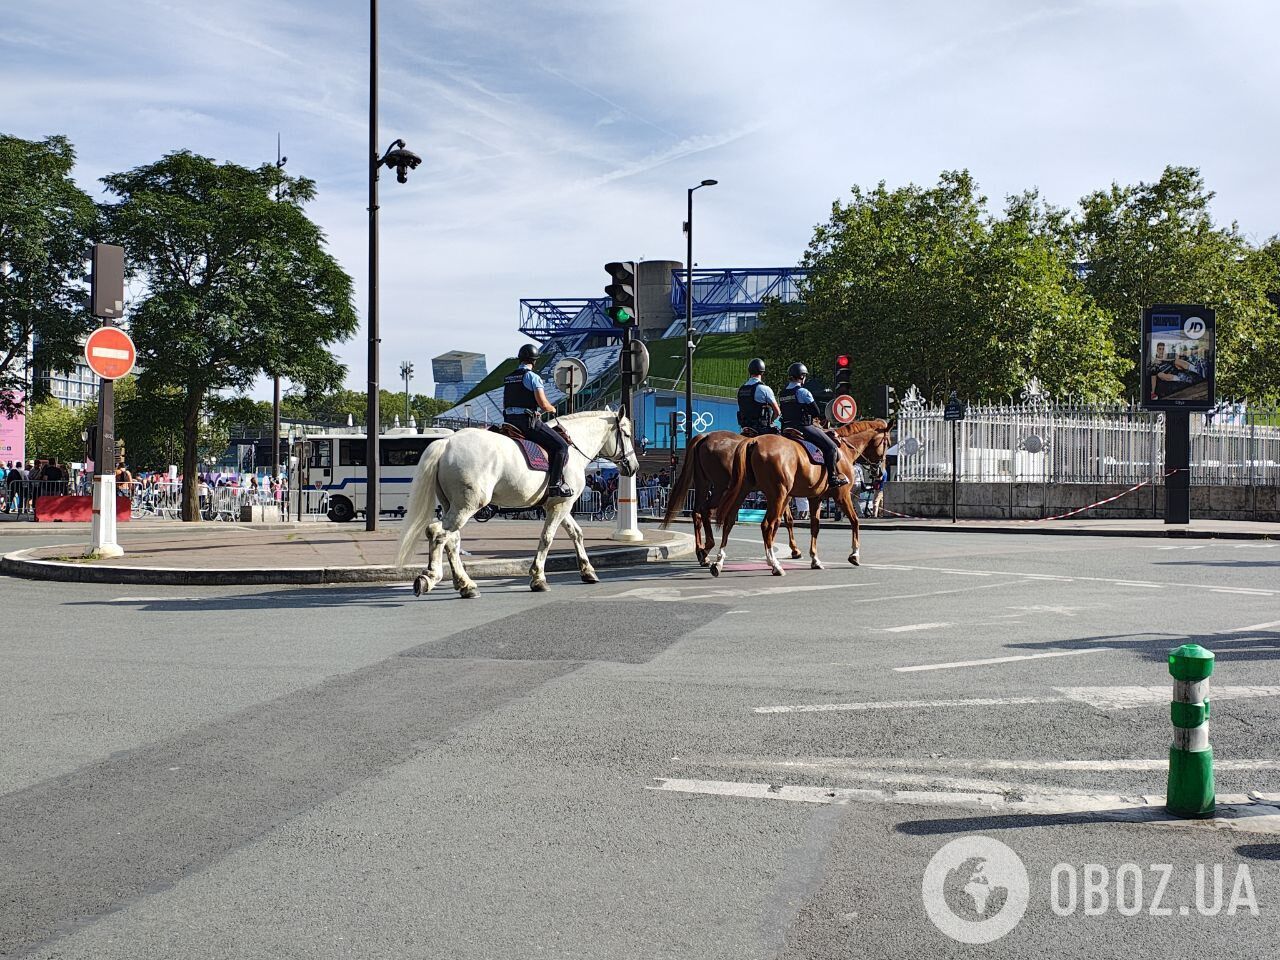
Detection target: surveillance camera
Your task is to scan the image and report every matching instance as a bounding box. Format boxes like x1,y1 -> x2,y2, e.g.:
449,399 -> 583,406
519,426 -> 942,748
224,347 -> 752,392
383,145 -> 422,184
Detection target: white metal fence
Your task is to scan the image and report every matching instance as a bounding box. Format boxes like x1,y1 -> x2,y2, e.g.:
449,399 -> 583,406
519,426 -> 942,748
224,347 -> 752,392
895,402 -> 1280,486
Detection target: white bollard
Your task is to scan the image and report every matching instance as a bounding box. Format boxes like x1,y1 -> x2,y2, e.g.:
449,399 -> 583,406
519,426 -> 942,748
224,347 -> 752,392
611,473 -> 643,542
86,474 -> 124,558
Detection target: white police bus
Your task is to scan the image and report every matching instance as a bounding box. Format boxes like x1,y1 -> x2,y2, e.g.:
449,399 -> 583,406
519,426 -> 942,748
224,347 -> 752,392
300,425 -> 453,523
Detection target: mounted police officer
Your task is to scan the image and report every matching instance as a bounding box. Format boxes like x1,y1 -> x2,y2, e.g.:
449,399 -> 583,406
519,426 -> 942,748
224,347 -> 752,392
736,358 -> 781,435
503,344 -> 574,499
779,362 -> 849,488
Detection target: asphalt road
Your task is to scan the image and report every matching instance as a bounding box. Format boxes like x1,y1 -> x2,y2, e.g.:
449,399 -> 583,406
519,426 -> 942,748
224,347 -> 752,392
2,523 -> 1279,959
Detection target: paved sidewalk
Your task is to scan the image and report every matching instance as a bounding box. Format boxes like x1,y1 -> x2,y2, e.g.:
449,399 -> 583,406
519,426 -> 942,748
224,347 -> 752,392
1,520 -> 694,585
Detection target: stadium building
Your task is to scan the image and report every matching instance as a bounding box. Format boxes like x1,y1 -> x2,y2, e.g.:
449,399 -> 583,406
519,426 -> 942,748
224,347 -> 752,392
437,262 -> 808,453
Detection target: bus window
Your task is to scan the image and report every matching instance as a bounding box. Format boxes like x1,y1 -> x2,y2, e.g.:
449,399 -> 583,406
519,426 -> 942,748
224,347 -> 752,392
308,439 -> 332,469
381,438 -> 429,467
339,439 -> 367,466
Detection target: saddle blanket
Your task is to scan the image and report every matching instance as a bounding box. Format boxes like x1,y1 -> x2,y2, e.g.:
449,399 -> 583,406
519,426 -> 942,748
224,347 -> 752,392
515,438 -> 549,472
795,439 -> 825,466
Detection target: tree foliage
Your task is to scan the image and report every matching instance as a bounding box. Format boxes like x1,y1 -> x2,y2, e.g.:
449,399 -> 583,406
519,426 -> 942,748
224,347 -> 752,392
23,398 -> 95,465
101,151 -> 357,518
281,388 -> 452,425
757,167 -> 1280,407
0,134 -> 98,416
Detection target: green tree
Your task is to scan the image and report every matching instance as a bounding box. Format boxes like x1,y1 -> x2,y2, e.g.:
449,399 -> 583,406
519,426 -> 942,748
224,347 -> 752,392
0,134 -> 98,416
1075,166 -> 1279,400
24,398 -> 94,465
101,151 -> 357,519
281,388 -> 453,426
756,171 -> 1124,406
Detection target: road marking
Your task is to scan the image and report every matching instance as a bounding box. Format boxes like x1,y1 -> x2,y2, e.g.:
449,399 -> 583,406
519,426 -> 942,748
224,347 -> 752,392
737,756 -> 1280,774
755,696 -> 1063,714
1056,685 -> 1280,711
894,649 -> 1105,672
600,583 -> 877,602
647,778 -> 1280,834
862,562 -> 1279,597
880,622 -> 951,633
1212,587 -> 1275,596
108,596 -> 205,603
1223,620 -> 1280,633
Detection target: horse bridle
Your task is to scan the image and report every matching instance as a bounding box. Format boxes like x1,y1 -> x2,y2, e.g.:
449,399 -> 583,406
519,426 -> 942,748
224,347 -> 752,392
551,412 -> 637,475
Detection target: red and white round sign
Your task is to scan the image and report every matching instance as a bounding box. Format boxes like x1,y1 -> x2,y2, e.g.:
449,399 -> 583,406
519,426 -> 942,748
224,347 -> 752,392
828,393 -> 857,424
85,326 -> 137,380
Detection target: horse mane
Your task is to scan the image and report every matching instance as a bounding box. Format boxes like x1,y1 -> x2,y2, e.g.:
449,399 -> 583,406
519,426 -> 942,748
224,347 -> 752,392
837,418 -> 889,434
556,408 -> 620,421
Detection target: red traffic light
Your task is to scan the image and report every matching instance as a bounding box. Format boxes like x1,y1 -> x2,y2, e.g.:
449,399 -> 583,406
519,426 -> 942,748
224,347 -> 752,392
836,355 -> 850,368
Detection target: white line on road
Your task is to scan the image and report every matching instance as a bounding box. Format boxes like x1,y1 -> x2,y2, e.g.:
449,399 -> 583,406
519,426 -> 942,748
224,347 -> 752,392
1223,621 -> 1280,632
1056,685 -> 1280,711
861,562 -> 1279,597
741,756 -> 1280,773
755,696 -> 1063,714
880,622 -> 951,633
894,649 -> 1106,672
647,778 -> 1280,834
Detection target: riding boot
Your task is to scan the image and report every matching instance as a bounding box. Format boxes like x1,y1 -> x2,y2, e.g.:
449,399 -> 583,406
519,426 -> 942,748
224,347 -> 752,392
827,471 -> 850,488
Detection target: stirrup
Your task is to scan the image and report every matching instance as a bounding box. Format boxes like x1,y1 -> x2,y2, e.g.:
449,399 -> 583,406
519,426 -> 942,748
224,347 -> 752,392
828,473 -> 850,487
547,481 -> 574,499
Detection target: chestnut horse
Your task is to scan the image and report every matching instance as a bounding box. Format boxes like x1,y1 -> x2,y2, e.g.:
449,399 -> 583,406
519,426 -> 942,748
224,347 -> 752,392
661,431 -> 800,565
709,420 -> 892,577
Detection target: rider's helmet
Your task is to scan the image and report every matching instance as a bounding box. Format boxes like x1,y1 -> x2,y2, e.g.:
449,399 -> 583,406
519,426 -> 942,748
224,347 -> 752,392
517,343 -> 539,363
748,358 -> 766,376
788,361 -> 809,380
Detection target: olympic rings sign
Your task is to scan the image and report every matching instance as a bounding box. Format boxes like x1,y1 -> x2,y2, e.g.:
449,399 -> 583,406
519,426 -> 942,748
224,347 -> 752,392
674,411 -> 716,434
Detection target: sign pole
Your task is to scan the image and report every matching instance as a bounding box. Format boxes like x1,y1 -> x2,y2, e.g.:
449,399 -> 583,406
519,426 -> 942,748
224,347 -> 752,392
1165,410 -> 1191,524
86,244 -> 127,559
951,419 -> 958,524
613,326 -> 642,542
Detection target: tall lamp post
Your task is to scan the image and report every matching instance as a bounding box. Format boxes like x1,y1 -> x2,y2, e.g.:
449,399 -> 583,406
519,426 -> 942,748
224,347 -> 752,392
399,360 -> 414,424
367,0 -> 421,531
683,179 -> 717,456
272,137 -> 287,484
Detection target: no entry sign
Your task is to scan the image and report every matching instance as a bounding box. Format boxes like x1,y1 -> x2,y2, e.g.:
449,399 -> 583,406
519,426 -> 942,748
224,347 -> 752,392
85,327 -> 137,380
827,393 -> 857,424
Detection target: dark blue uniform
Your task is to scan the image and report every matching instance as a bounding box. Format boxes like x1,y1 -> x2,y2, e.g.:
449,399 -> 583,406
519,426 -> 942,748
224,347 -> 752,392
780,382 -> 843,482
503,365 -> 569,486
736,377 -> 778,433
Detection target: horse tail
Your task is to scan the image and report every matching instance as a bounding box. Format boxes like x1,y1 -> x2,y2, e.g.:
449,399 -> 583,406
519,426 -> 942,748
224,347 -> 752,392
661,434 -> 702,528
714,437 -> 753,529
396,440 -> 447,568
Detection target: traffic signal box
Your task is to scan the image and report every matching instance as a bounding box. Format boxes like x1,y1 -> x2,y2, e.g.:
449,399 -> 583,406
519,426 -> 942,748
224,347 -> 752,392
833,355 -> 852,396
876,384 -> 896,419
604,261 -> 637,327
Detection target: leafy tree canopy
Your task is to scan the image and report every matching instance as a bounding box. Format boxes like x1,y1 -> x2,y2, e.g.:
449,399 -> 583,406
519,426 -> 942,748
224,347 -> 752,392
101,150 -> 357,518
0,134 -> 98,416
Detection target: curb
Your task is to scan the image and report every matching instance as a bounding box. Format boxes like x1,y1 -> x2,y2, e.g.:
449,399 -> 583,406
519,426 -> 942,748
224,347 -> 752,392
640,517 -> 1280,540
0,532 -> 695,586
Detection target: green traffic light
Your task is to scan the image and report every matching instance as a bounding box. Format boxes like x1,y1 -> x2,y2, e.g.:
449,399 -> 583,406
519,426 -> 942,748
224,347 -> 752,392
608,306 -> 634,326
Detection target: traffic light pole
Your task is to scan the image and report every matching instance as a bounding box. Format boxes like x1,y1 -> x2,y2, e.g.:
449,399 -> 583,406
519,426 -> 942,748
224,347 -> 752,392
612,325 -> 642,542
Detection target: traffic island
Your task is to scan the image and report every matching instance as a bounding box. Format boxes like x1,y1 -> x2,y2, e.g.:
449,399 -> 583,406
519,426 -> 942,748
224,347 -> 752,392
0,522 -> 695,586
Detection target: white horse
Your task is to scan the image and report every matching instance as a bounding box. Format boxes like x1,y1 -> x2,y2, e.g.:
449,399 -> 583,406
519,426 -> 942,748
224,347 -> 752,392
395,408 -> 638,598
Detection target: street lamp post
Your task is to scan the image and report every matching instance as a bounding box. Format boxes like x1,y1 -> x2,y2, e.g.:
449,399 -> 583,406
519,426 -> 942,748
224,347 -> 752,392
272,138 -> 287,484
367,0 -> 421,531
684,179 -> 717,456
400,360 -> 414,425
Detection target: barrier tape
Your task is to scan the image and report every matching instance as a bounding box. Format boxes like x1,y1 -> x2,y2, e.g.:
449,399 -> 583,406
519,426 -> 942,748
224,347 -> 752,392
877,469 -> 1182,523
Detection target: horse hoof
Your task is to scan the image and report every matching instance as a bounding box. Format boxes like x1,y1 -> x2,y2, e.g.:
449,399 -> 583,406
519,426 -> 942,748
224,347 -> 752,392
810,559 -> 824,570
790,550 -> 802,560
412,576 -> 427,597
771,566 -> 785,577
580,570 -> 600,584
530,580 -> 548,592
695,548 -> 708,566
848,553 -> 861,567
709,563 -> 721,578
460,585 -> 480,599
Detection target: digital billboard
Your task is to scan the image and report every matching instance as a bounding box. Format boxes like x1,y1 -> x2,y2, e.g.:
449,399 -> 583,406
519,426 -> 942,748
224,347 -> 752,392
1141,305 -> 1215,411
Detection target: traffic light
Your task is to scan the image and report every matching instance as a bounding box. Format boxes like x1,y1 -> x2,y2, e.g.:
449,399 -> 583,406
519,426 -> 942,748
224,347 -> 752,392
876,384 -> 896,419
618,338 -> 650,390
833,354 -> 852,396
604,261 -> 637,326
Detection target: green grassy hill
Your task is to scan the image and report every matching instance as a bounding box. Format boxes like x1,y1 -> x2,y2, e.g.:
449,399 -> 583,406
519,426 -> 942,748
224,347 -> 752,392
644,333 -> 754,389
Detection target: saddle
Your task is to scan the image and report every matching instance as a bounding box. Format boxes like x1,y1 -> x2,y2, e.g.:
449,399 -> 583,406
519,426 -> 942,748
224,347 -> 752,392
488,423 -> 569,473
781,428 -> 827,467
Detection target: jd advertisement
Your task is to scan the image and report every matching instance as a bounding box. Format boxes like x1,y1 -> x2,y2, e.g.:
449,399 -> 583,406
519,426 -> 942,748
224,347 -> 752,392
1141,305 -> 1215,411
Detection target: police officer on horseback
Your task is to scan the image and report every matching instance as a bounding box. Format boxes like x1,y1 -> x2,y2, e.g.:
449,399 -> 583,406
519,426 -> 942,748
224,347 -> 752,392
736,358 -> 781,435
779,362 -> 849,488
503,344 -> 574,499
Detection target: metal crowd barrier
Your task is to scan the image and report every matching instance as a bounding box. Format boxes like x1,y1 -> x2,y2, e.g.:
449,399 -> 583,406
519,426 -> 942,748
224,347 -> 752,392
1,480 -> 71,516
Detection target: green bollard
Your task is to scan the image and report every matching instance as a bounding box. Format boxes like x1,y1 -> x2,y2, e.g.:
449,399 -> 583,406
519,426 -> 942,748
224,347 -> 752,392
1166,643 -> 1215,817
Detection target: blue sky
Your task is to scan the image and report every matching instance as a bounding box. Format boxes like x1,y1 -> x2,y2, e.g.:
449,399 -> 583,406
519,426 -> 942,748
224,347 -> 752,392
3,0 -> 1278,395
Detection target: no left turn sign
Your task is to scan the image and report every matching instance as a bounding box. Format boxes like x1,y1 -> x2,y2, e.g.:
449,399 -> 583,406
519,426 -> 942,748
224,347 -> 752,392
828,393 -> 857,424
84,326 -> 137,380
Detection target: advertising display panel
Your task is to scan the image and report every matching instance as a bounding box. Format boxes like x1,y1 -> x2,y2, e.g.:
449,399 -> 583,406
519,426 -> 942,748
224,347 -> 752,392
1142,305 -> 1215,411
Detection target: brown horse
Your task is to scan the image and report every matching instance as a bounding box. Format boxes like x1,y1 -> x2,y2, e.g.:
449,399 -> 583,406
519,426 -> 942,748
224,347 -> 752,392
709,419 -> 892,577
661,430 -> 800,565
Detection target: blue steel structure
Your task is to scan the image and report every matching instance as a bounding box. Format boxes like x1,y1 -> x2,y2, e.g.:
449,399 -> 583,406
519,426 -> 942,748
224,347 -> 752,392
666,267 -> 810,336
518,297 -> 615,343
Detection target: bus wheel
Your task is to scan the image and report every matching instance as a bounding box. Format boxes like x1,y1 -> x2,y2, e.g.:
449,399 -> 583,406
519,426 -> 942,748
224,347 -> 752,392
328,496 -> 356,523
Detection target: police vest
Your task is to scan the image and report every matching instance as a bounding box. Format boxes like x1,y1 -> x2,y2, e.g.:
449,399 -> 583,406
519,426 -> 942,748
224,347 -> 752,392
737,382 -> 771,428
503,369 -> 539,414
779,384 -> 813,428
